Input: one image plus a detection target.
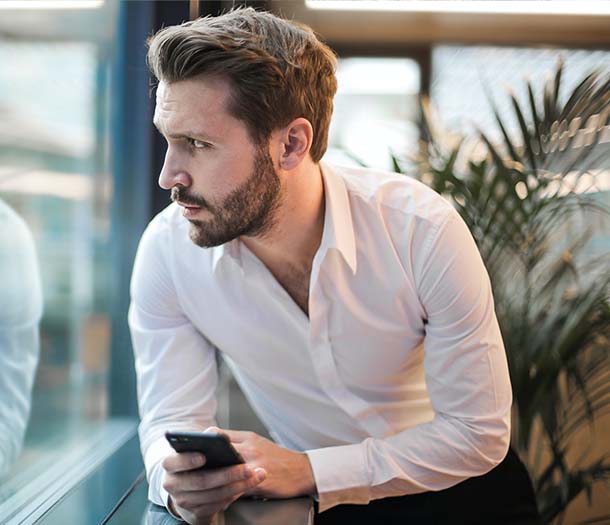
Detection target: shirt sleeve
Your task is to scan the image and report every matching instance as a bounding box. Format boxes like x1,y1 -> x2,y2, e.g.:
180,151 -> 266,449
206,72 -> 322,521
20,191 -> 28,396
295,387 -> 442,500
306,209 -> 512,512
129,221 -> 219,511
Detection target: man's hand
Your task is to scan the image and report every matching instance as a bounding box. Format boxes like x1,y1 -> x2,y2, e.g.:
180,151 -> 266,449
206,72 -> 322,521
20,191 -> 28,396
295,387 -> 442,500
162,450 -> 267,525
217,427 -> 317,499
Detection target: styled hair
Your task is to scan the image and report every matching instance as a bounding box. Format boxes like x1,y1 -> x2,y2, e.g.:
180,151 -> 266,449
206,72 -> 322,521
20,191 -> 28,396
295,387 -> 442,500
147,7 -> 337,162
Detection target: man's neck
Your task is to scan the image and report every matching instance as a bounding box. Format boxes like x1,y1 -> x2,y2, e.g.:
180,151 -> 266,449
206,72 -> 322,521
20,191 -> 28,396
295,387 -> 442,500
241,162 -> 325,274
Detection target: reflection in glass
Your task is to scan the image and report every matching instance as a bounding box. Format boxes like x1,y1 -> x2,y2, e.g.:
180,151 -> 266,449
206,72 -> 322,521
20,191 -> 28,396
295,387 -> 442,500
0,199 -> 42,478
0,1 -> 116,510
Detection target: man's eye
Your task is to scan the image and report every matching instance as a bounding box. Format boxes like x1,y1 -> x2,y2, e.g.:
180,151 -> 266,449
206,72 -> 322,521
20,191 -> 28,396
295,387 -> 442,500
188,138 -> 210,149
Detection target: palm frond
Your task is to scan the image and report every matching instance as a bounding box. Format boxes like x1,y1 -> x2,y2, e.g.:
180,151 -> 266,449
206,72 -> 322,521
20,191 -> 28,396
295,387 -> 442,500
410,61 -> 610,523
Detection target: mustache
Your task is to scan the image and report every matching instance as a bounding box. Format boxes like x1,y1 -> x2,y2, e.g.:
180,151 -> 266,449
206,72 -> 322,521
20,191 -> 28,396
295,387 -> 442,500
171,187 -> 211,210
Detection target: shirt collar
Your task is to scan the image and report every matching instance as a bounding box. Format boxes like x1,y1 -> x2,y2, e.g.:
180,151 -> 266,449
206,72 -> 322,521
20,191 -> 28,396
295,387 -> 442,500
318,161 -> 358,274
211,237 -> 242,274
210,161 -> 358,275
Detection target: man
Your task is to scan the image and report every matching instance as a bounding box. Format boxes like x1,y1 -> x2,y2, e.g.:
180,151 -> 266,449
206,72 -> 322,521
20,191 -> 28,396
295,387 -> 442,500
130,7 -> 540,525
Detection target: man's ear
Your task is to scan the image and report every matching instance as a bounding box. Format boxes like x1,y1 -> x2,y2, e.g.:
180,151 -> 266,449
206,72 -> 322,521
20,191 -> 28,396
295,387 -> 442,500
277,117 -> 313,171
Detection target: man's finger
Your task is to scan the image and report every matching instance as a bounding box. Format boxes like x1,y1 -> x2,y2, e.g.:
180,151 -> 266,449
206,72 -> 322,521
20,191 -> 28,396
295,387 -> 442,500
204,425 -> 227,435
162,451 -> 206,473
176,463 -> 256,491
172,470 -> 266,507
204,426 -> 236,443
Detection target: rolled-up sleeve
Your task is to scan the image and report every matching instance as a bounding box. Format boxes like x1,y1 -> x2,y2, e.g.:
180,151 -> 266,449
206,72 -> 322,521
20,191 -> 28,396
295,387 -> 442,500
129,221 -> 218,509
307,209 -> 512,512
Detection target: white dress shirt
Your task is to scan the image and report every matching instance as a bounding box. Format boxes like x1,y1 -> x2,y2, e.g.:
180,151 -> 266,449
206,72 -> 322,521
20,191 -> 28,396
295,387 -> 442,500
129,162 -> 512,513
0,199 -> 42,478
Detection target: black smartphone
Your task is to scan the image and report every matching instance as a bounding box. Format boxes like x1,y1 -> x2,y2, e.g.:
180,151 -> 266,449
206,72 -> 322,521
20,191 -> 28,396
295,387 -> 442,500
165,430 -> 245,469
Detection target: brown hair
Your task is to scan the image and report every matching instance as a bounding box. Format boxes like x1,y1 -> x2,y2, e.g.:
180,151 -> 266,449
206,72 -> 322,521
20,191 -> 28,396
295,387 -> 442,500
147,7 -> 337,162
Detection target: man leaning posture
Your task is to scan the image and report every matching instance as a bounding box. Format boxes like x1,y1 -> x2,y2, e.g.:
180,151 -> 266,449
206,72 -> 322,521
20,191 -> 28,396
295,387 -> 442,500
129,8 -> 541,525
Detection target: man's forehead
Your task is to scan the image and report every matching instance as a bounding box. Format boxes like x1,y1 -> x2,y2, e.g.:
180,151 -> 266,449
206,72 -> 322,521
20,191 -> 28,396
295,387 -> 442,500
153,78 -> 234,138
155,77 -> 231,106
153,82 -> 179,121
154,80 -> 193,112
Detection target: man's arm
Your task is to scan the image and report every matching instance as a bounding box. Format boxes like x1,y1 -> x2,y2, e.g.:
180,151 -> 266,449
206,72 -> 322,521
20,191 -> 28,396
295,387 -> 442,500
301,209 -> 512,511
188,209 -> 511,513
129,222 -> 265,522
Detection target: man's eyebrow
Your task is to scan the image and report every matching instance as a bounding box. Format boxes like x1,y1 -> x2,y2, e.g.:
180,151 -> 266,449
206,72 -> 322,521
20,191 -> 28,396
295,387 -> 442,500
152,119 -> 214,141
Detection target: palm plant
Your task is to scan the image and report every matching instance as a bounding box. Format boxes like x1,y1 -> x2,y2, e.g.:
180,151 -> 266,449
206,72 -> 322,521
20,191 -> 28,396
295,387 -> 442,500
400,62 -> 610,523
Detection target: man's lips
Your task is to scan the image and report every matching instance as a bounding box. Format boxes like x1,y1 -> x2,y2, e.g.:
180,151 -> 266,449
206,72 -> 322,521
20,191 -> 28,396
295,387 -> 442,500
176,201 -> 202,210
175,201 -> 206,219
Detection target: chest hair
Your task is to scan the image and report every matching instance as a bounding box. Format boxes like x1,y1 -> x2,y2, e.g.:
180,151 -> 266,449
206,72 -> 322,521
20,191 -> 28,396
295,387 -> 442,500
272,262 -> 312,317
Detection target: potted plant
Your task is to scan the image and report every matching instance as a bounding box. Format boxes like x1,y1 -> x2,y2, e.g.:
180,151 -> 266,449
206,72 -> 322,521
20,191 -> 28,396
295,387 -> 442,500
399,61 -> 610,524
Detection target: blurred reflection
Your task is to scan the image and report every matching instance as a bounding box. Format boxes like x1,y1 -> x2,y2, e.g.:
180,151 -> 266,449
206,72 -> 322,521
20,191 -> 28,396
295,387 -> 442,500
0,199 -> 42,478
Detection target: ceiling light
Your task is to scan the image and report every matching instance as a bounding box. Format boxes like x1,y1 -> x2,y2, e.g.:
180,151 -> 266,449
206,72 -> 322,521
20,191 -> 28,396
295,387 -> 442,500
305,1 -> 610,17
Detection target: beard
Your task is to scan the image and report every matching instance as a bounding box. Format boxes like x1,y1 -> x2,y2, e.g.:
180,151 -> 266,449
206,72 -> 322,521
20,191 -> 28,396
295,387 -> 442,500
171,143 -> 282,248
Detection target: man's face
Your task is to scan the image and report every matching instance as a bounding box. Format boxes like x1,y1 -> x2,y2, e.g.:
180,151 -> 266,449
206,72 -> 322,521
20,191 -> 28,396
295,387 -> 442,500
154,77 -> 282,247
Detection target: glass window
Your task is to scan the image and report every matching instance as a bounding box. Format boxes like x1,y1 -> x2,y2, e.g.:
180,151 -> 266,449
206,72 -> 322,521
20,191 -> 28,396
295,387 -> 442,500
430,45 -> 610,254
0,0 -> 121,515
431,46 -> 610,144
430,45 -> 610,525
324,57 -> 421,170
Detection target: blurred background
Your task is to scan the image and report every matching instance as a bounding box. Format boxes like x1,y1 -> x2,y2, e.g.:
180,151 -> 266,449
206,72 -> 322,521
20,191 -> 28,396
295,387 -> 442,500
0,1 -> 608,523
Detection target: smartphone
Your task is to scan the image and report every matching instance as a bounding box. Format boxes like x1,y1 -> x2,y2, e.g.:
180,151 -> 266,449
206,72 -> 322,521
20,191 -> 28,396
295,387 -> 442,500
165,430 -> 245,469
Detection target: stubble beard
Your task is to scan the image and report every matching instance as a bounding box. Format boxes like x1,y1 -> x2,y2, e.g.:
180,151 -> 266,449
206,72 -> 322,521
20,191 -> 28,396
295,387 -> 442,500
172,143 -> 283,248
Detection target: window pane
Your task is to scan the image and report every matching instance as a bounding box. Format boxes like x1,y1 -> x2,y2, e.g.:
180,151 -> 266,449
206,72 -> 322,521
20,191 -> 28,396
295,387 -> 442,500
0,2 -> 117,509
430,45 -> 610,254
431,46 -> 610,143
325,57 -> 421,170
430,45 -> 610,524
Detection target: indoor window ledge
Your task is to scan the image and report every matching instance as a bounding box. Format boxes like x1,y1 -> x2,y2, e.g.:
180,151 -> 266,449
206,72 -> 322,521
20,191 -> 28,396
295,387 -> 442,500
0,417 -> 139,525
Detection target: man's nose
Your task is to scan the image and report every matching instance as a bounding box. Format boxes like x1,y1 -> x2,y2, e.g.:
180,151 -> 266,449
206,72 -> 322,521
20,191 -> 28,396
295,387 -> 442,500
158,148 -> 191,190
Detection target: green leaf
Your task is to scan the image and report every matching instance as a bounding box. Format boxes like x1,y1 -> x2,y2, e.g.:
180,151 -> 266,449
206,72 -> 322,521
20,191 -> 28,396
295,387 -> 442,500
412,60 -> 610,522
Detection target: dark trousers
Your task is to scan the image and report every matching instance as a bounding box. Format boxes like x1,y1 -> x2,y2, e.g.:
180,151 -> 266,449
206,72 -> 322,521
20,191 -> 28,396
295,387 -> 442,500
314,447 -> 542,525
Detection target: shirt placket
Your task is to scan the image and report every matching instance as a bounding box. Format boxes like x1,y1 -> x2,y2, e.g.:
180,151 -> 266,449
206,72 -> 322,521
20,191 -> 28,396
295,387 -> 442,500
308,255 -> 392,439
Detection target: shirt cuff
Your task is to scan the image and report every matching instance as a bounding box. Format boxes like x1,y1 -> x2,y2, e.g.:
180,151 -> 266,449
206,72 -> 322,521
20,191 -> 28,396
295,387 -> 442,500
305,442 -> 371,512
160,485 -> 184,521
145,439 -> 184,520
